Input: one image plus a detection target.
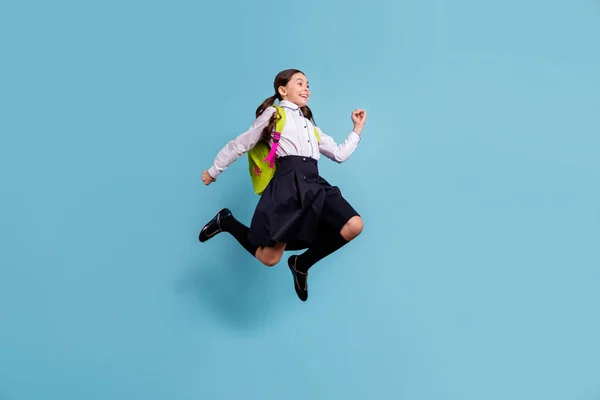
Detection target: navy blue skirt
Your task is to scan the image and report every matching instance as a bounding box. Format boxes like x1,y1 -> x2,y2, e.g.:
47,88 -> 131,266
247,155 -> 359,250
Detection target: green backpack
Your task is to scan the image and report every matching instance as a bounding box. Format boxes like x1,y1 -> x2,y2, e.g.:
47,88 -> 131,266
248,105 -> 320,195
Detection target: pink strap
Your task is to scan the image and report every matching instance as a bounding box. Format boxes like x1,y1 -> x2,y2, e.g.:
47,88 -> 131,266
264,132 -> 281,168
254,165 -> 261,176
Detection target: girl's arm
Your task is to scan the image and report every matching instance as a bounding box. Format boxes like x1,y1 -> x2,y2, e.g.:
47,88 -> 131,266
207,107 -> 276,179
317,108 -> 366,163
317,128 -> 361,163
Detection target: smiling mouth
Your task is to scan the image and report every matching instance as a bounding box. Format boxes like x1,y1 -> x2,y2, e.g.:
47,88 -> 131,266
300,94 -> 308,99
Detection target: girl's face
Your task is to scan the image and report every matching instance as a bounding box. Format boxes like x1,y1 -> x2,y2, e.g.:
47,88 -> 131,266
279,73 -> 310,107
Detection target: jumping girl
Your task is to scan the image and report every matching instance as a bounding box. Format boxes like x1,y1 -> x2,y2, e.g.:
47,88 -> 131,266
198,69 -> 366,301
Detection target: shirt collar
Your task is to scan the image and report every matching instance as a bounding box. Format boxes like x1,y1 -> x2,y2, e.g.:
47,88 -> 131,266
278,99 -> 299,110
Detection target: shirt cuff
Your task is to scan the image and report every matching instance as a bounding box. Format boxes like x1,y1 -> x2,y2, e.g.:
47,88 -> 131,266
350,131 -> 362,142
208,165 -> 221,179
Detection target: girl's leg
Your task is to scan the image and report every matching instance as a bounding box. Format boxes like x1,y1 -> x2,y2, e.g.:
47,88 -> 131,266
199,208 -> 286,267
287,216 -> 363,301
293,215 -> 363,273
292,182 -> 364,273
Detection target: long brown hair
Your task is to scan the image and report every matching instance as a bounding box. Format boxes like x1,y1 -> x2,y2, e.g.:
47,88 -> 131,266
255,69 -> 315,143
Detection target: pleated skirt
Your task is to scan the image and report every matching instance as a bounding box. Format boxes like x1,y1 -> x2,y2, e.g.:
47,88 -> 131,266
247,155 -> 359,250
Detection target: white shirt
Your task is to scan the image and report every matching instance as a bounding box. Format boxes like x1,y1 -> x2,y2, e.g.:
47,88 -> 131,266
208,100 -> 361,178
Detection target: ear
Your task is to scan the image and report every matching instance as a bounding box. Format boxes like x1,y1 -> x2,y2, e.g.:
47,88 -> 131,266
277,86 -> 286,97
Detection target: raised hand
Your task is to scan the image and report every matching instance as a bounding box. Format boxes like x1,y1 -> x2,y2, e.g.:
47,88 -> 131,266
351,109 -> 367,134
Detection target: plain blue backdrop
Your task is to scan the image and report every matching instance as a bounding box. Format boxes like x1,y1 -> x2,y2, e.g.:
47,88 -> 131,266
1,0 -> 599,399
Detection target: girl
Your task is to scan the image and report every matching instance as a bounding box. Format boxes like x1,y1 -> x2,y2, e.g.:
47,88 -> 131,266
198,69 -> 366,301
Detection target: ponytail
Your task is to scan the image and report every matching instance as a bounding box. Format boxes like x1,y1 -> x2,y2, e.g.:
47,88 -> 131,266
255,94 -> 277,118
255,94 -> 279,144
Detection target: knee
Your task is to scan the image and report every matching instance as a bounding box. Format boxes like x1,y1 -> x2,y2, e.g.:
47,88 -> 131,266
260,252 -> 283,267
341,216 -> 363,241
256,243 -> 286,267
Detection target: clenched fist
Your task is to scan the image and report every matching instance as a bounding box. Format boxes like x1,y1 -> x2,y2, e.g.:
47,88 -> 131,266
202,170 -> 216,186
351,109 -> 367,135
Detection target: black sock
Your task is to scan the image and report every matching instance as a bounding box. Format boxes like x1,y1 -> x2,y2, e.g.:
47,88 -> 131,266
220,215 -> 258,257
294,228 -> 349,273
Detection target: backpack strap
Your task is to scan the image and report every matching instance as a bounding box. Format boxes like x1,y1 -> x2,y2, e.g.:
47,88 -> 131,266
263,105 -> 286,168
313,125 -> 320,142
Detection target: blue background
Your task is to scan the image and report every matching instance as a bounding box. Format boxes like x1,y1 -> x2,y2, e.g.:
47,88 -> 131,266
1,0 -> 599,399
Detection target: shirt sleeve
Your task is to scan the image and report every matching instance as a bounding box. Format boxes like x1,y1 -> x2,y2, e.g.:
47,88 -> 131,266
316,126 -> 361,163
207,107 -> 276,178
